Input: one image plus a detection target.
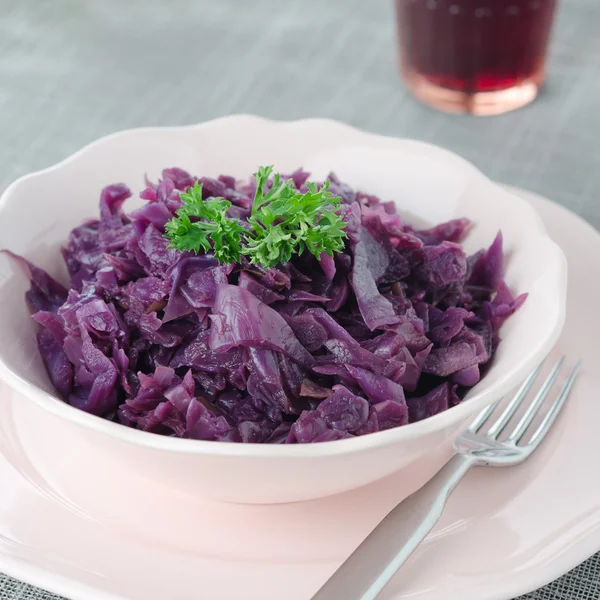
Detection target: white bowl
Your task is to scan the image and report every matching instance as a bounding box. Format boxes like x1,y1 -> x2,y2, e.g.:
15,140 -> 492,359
0,116 -> 566,504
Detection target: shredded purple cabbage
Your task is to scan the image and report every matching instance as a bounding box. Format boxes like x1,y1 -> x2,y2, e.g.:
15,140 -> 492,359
9,167 -> 526,443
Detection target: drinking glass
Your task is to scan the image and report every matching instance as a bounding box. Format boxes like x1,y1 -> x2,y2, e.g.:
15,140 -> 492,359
395,0 -> 558,115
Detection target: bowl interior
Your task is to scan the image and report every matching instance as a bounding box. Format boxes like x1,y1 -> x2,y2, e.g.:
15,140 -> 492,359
0,117 -> 567,446
304,144 -> 566,397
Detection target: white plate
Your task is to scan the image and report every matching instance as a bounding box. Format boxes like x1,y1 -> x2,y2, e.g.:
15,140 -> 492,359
0,186 -> 598,600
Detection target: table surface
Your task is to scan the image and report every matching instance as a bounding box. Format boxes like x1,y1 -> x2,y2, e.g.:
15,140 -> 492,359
1,0 -> 599,599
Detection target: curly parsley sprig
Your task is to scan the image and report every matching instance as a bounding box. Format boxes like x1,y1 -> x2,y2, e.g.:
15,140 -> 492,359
164,182 -> 245,264
164,167 -> 347,268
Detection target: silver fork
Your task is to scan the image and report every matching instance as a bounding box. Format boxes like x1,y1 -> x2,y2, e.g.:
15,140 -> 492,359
311,357 -> 580,600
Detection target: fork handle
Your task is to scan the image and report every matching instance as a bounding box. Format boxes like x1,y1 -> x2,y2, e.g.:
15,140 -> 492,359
311,454 -> 474,600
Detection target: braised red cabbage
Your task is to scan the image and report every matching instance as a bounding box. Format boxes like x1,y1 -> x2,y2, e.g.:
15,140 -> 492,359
10,168 -> 526,443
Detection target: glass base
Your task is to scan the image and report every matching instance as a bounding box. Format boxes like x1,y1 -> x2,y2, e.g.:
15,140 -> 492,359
402,70 -> 542,116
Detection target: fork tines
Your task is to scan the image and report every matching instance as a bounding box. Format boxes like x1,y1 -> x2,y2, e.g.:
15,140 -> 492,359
468,357 -> 581,451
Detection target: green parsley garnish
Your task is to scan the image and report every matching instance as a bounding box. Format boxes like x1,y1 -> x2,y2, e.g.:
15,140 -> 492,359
164,166 -> 347,268
164,182 -> 245,263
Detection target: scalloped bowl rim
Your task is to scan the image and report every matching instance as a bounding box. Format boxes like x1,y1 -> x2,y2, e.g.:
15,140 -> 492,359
0,115 -> 567,458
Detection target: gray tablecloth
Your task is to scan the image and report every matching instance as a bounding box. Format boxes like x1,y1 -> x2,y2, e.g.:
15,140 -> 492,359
1,1 -> 599,599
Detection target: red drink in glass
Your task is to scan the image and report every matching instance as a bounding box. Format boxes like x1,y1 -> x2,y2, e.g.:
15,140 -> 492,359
395,0 -> 558,115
